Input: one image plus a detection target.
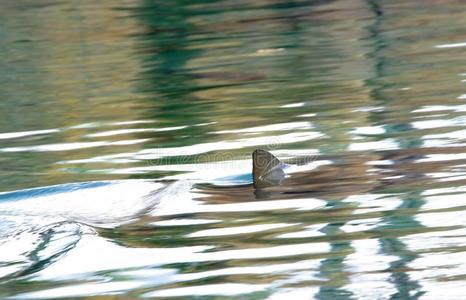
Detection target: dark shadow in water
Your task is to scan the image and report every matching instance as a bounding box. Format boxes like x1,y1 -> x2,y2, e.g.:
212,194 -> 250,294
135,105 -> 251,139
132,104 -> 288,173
3,222 -> 83,282
378,192 -> 425,299
315,202 -> 355,300
366,0 -> 424,298
134,0 -> 217,149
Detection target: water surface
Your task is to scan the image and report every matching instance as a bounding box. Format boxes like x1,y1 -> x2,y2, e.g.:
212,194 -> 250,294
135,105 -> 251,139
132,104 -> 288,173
1,0 -> 466,299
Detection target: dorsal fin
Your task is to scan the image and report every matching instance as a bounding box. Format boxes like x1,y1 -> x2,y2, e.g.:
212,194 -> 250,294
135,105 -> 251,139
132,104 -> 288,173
252,149 -> 286,189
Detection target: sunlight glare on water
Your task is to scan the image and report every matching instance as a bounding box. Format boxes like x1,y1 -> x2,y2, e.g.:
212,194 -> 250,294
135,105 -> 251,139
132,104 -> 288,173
1,0 -> 466,299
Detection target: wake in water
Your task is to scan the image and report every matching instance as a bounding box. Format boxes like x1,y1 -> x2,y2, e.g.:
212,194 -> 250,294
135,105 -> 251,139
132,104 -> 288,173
0,180 -> 184,279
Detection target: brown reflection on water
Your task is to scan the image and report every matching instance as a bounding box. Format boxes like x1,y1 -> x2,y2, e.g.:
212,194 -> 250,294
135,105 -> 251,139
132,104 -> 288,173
0,0 -> 148,190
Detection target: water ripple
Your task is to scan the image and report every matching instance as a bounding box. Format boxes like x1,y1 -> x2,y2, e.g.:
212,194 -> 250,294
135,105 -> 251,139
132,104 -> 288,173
1,0 -> 466,299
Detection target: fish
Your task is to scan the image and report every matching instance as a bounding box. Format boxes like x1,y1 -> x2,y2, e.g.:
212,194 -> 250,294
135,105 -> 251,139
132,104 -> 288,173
200,148 -> 376,202
252,149 -> 288,189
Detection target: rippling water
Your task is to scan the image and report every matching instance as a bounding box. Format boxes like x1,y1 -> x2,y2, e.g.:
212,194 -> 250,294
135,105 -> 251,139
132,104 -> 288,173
1,0 -> 466,299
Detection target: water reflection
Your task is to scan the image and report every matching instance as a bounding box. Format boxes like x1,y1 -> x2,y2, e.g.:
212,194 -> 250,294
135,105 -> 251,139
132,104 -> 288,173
1,0 -> 466,299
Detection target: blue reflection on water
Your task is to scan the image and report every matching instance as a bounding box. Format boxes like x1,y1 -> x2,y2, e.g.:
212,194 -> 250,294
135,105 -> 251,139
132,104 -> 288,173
0,181 -> 114,203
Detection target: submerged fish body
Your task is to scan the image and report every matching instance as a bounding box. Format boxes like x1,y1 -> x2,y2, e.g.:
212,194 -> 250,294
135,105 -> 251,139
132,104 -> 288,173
202,149 -> 376,202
